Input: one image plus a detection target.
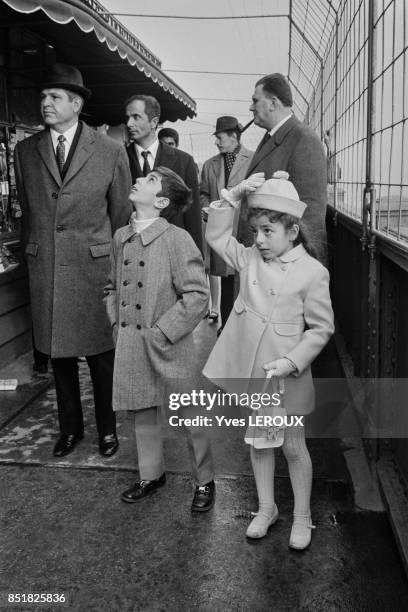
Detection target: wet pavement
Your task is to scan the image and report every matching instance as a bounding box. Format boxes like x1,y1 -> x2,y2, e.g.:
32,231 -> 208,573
1,322 -> 407,611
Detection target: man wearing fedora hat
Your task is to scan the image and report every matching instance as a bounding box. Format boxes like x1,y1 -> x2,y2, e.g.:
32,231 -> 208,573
239,73 -> 327,262
200,116 -> 253,330
14,63 -> 132,458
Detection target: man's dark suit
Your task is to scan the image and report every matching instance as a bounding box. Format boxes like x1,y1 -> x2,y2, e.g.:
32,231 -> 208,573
239,115 -> 327,261
127,141 -> 203,254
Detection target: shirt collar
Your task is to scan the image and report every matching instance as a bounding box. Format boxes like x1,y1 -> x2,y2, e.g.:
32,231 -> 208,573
268,113 -> 292,138
135,138 -> 159,162
50,122 -> 78,150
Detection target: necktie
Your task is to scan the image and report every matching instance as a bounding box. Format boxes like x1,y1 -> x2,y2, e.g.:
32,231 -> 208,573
141,150 -> 151,176
56,135 -> 66,174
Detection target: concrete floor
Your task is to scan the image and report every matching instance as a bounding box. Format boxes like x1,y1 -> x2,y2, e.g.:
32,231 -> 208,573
0,322 -> 407,611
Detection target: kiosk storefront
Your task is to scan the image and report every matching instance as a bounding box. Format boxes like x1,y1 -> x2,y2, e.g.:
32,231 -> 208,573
0,0 -> 196,366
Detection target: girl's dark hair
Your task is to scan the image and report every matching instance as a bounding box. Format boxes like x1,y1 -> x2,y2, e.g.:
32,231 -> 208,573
248,208 -> 318,259
154,166 -> 192,221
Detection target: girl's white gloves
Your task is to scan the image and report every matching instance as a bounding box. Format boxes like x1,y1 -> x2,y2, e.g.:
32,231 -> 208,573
220,172 -> 266,207
263,358 -> 297,378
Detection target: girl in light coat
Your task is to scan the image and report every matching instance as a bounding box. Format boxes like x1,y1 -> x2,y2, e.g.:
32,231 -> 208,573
203,171 -> 334,549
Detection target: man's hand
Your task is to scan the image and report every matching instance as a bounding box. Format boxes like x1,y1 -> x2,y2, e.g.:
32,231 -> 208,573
263,358 -> 297,378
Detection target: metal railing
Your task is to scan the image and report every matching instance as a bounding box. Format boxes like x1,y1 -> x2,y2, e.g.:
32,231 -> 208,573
290,0 -> 408,248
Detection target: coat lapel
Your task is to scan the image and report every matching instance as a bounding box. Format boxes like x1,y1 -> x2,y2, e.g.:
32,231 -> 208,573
228,146 -> 251,186
154,141 -> 174,168
246,116 -> 299,176
211,155 -> 224,197
36,130 -> 61,187
127,142 -> 143,179
62,123 -> 95,185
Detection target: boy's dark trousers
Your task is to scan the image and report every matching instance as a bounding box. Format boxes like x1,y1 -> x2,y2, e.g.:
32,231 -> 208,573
50,349 -> 116,438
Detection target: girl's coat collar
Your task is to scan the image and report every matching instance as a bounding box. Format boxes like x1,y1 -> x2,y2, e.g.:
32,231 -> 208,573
253,243 -> 307,263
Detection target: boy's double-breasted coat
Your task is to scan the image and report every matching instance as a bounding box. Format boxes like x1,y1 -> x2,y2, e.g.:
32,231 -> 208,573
14,122 -> 132,358
203,206 -> 334,415
104,218 -> 209,411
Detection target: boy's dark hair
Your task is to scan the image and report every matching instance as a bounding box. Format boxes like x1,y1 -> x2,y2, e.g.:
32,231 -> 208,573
154,166 -> 192,221
248,208 -> 318,259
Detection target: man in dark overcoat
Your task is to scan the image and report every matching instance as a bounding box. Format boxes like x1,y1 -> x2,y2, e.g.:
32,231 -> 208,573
239,73 -> 328,262
14,64 -> 132,458
125,95 -> 203,254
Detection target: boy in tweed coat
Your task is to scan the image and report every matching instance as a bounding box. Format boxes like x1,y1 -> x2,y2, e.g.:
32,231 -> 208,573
104,167 -> 215,511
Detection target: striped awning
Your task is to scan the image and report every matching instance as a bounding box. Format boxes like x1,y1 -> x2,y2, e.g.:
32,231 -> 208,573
2,0 -> 196,122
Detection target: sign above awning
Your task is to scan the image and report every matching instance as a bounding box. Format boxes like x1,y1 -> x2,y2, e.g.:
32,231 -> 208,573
2,0 -> 197,123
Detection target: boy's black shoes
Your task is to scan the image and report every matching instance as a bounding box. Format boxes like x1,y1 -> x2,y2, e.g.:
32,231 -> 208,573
99,433 -> 119,457
191,480 -> 216,512
53,433 -> 84,457
121,473 -> 166,502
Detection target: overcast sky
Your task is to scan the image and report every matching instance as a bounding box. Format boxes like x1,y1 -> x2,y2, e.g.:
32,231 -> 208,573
102,0 -> 290,162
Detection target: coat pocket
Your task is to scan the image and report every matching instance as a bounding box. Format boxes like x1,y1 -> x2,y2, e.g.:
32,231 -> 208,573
25,243 -> 38,256
273,322 -> 303,336
233,295 -> 247,314
89,243 -> 111,258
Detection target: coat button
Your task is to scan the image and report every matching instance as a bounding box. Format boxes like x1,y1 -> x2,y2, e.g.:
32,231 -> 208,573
124,259 -> 130,266
51,192 -> 58,199
136,324 -> 142,330
136,304 -> 141,310
139,261 -> 145,267
121,322 -> 127,327
281,265 -> 287,271
138,281 -> 143,288
56,225 -> 64,232
123,280 -> 129,286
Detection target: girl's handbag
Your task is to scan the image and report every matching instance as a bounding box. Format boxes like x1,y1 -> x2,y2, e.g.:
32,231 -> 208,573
244,372 -> 287,449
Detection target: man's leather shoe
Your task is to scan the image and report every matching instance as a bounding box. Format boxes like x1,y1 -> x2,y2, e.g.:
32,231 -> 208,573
191,480 -> 215,512
121,473 -> 166,502
53,433 -> 83,458
99,434 -> 119,457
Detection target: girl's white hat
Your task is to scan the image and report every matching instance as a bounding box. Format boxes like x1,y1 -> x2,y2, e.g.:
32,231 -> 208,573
247,171 -> 307,218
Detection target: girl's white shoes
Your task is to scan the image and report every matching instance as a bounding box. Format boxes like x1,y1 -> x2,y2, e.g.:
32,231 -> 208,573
289,514 -> 315,550
246,504 -> 279,539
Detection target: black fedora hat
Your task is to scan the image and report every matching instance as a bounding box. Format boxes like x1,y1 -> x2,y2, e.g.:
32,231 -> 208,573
213,116 -> 242,135
41,63 -> 91,100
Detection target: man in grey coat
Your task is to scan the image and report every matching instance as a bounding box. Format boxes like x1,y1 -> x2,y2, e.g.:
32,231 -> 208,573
239,73 -> 327,262
200,116 -> 253,330
14,64 -> 132,458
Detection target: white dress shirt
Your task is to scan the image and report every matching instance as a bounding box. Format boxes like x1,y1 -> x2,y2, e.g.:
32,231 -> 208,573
50,122 -> 79,162
135,139 -> 159,172
268,113 -> 292,138
130,214 -> 158,234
